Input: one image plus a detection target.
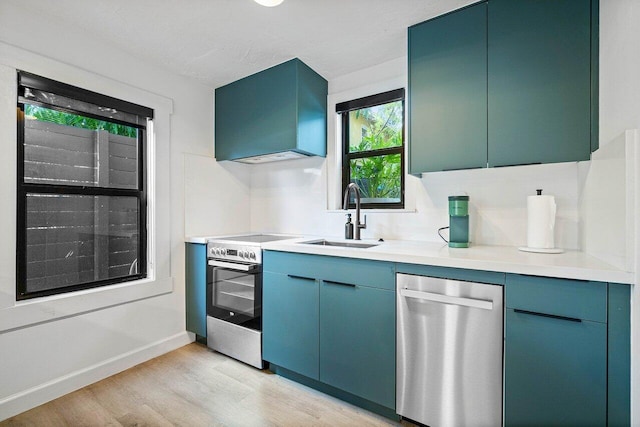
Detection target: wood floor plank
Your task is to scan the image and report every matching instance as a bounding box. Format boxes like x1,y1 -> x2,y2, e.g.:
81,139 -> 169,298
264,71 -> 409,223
116,404 -> 175,427
1,343 -> 403,427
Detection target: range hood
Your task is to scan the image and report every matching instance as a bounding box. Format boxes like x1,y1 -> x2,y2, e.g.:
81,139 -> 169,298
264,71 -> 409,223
215,58 -> 327,164
233,150 -> 309,164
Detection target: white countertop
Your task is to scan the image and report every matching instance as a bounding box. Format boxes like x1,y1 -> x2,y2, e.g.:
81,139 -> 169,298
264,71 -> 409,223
185,235 -> 218,244
260,237 -> 634,284
185,235 -> 634,284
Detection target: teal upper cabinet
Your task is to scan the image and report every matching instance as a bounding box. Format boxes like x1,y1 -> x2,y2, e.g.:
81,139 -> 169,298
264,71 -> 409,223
408,3 -> 487,173
408,0 -> 597,173
488,0 -> 593,167
215,58 -> 328,162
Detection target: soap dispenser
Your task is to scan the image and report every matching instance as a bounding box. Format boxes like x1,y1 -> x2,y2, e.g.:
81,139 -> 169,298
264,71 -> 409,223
345,214 -> 354,239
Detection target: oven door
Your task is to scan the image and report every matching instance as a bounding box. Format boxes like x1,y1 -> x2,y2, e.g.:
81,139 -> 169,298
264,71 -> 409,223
206,260 -> 262,331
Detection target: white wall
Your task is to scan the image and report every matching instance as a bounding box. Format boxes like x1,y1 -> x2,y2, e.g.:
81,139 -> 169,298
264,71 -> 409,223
0,2 -> 225,420
184,154 -> 251,238
250,57 -> 584,250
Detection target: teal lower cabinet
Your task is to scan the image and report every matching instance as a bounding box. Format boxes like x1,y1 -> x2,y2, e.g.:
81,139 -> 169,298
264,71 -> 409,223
185,243 -> 207,340
263,251 -> 396,418
504,274 -> 608,426
319,280 -> 395,409
608,283 -> 631,427
263,254 -> 631,424
263,271 -> 319,380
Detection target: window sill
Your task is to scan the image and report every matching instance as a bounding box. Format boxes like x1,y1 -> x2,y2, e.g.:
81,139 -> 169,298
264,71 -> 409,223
0,276 -> 173,333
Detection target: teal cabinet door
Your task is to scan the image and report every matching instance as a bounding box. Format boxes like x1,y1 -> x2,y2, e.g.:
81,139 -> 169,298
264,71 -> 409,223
319,280 -> 395,409
488,0 -> 592,167
504,309 -> 607,426
504,309 -> 606,426
263,271 -> 319,380
408,2 -> 487,173
185,243 -> 207,337
215,58 -> 327,161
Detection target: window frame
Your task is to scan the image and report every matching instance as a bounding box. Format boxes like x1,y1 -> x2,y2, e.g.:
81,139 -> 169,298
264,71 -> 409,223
16,71 -> 151,300
338,88 -> 405,210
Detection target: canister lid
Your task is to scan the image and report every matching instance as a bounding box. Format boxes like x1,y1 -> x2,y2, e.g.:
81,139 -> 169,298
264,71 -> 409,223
448,195 -> 469,201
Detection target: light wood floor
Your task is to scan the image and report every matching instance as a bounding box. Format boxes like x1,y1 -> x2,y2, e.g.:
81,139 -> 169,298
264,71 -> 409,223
2,343 -> 405,427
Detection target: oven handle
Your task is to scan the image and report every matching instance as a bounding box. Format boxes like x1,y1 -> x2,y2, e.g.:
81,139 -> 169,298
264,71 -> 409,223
208,260 -> 258,272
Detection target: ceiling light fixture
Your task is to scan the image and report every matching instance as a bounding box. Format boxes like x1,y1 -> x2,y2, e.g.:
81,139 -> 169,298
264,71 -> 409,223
254,0 -> 284,7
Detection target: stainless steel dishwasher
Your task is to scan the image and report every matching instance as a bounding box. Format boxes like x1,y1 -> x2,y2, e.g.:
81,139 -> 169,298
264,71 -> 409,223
396,273 -> 503,427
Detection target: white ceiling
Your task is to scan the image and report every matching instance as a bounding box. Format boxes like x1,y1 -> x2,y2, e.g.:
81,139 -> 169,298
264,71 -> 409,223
10,0 -> 474,89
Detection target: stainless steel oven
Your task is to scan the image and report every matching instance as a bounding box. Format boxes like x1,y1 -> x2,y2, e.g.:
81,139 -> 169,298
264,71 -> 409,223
205,234 -> 294,369
207,260 -> 261,330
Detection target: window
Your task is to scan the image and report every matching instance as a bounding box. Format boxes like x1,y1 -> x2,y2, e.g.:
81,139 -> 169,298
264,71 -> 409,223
338,88 -> 405,209
16,71 -> 153,300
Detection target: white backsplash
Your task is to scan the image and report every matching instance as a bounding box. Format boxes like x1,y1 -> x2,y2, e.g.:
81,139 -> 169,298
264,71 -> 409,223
249,156 -> 584,250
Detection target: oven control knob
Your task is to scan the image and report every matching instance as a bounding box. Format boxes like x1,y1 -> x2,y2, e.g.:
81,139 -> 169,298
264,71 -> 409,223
248,251 -> 256,260
239,250 -> 246,259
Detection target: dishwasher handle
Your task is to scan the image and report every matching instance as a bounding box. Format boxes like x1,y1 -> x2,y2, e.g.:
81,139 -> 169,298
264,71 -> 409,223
400,288 -> 493,310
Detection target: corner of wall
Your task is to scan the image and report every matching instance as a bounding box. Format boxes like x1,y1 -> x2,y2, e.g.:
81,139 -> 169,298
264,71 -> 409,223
581,130 -> 638,271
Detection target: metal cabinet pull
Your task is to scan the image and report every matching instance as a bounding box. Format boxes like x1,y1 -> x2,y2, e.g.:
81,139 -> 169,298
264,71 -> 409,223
323,280 -> 356,288
513,309 -> 582,323
287,274 -> 315,282
400,288 -> 493,310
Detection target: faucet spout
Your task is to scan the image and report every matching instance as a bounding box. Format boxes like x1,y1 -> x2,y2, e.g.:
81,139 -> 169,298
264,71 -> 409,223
343,183 -> 367,240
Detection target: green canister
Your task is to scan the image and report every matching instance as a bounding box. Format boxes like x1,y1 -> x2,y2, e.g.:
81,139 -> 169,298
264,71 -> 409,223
448,195 -> 469,248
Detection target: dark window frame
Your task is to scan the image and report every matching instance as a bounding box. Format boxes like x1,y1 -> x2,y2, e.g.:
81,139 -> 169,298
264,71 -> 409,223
337,88 -> 405,210
16,71 -> 151,300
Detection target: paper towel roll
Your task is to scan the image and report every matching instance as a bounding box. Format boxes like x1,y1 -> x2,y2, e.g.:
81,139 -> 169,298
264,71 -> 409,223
527,195 -> 556,249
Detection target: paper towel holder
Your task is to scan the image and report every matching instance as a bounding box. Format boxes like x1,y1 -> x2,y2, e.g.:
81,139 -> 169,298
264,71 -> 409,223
518,188 -> 564,254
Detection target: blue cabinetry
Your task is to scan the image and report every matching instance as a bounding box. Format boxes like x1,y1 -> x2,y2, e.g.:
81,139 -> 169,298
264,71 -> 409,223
608,283 -> 631,427
488,0 -> 593,167
319,276 -> 395,409
408,2 -> 487,173
263,250 -> 396,414
504,275 -> 607,426
215,58 -> 327,161
408,0 -> 597,173
262,252 -> 630,424
263,271 -> 319,379
185,243 -> 207,338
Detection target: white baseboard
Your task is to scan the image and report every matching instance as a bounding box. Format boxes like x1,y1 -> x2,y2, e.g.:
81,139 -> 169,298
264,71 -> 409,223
0,331 -> 194,421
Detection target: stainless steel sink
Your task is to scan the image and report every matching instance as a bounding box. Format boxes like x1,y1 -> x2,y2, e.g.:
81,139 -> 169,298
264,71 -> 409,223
299,239 -> 379,249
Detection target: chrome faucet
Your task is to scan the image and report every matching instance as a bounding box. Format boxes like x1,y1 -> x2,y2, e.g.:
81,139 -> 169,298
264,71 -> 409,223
343,182 -> 367,240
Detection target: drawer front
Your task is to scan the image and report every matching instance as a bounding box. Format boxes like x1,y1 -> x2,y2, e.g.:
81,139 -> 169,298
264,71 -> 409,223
396,263 -> 505,285
505,274 -> 606,323
264,251 -> 395,290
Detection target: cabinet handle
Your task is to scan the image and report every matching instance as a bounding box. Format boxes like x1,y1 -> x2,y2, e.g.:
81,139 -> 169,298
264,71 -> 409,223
514,309 -> 582,323
323,280 -> 356,288
287,274 -> 315,282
